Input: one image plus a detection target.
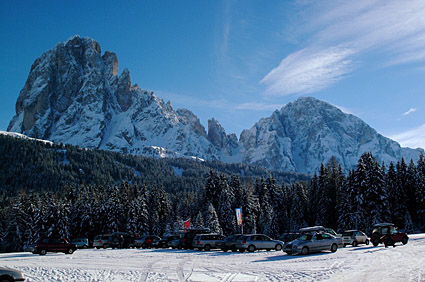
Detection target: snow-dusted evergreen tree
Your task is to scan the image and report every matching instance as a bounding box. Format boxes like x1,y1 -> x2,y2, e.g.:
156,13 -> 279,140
288,183 -> 308,232
416,154 -> 425,229
406,160 -> 418,224
194,211 -> 205,228
337,170 -> 356,232
206,203 -> 222,234
149,186 -> 170,235
306,173 -> 320,226
362,154 -> 390,231
394,158 -> 411,229
256,178 -> 273,236
216,174 -> 236,235
266,177 -> 282,238
205,170 -> 221,209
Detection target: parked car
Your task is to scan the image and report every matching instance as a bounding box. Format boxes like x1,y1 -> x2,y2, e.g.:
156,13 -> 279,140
93,234 -> 112,249
278,233 -> 300,243
284,232 -> 339,255
299,226 -> 340,237
151,234 -> 179,248
178,228 -> 211,249
342,230 -> 369,247
71,238 -> 89,249
216,234 -> 242,252
168,238 -> 180,249
35,238 -> 77,255
108,232 -> 134,248
370,223 -> 409,247
236,234 -> 284,252
299,226 -> 343,247
0,266 -> 26,282
192,233 -> 224,251
130,235 -> 161,248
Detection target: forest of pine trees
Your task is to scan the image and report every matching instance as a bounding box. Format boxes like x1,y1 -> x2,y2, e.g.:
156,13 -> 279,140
0,135 -> 424,252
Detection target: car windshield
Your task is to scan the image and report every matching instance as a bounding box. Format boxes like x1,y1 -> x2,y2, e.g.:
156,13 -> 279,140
342,232 -> 353,236
297,234 -> 313,241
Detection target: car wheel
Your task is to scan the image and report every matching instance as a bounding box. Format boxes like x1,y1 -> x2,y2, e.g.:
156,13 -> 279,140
365,239 -> 370,245
352,241 -> 358,247
301,246 -> 309,255
247,245 -> 255,252
331,244 -> 338,253
66,248 -> 74,255
204,245 -> 211,251
222,248 -> 228,252
103,244 -> 107,249
0,276 -> 14,282
275,244 -> 282,251
231,246 -> 237,252
402,237 -> 408,245
239,248 -> 245,253
82,245 -> 88,249
39,249 -> 47,255
142,243 -> 148,249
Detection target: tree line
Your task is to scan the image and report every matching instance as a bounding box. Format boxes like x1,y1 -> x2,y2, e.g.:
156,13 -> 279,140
0,134 -> 424,252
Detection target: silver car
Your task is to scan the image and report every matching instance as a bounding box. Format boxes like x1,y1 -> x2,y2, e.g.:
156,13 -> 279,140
342,230 -> 369,247
284,232 -> 339,255
192,233 -> 224,251
236,234 -> 284,252
0,266 -> 26,281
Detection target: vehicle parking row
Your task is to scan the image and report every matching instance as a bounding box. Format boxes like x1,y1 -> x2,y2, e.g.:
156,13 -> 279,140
28,223 -> 409,256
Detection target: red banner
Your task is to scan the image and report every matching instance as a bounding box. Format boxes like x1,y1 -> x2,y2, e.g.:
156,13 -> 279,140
184,219 -> 190,231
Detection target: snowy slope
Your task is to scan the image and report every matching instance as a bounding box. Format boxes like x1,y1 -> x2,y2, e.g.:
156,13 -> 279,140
2,233 -> 424,281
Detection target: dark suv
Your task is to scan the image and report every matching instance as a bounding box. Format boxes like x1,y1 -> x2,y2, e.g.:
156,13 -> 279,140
36,238 -> 77,255
178,228 -> 210,249
370,223 -> 408,247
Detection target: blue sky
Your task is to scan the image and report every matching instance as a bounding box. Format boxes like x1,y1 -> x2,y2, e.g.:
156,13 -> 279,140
1,0 -> 424,149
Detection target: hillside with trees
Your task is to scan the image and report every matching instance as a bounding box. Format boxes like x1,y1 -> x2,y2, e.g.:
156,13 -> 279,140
0,134 -> 424,252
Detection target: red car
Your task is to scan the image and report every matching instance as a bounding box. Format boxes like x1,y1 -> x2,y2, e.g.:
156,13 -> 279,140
370,223 -> 408,247
36,238 -> 77,255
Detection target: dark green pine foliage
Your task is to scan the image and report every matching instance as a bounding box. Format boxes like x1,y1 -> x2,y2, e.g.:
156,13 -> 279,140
256,178 -> 273,235
149,186 -> 170,235
266,177 -> 282,238
406,160 -> 419,225
415,154 -> 425,229
394,158 -> 413,230
337,170 -> 356,232
217,174 -> 236,235
306,173 -> 320,226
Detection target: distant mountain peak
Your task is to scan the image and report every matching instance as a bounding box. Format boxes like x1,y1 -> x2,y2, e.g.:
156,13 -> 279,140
7,36 -> 423,174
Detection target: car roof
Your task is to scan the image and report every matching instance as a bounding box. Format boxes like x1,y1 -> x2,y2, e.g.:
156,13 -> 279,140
299,226 -> 326,232
373,223 -> 395,227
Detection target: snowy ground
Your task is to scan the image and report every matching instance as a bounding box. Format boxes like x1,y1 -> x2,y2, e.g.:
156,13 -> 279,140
1,234 -> 425,282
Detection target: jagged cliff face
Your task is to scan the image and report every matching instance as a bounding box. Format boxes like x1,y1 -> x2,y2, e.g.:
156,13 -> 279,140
7,36 -> 233,159
8,36 -> 423,174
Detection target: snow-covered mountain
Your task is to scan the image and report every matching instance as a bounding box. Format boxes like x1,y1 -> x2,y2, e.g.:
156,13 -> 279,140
7,36 -> 423,173
238,97 -> 423,173
7,35 -> 235,160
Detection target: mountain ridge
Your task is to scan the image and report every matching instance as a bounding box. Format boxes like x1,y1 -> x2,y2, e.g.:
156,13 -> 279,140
7,36 -> 424,173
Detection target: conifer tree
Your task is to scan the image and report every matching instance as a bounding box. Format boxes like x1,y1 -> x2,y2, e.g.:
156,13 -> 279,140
206,203 -> 222,234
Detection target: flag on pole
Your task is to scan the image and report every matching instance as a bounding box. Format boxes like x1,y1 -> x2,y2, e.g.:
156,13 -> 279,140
235,208 -> 242,226
184,219 -> 191,231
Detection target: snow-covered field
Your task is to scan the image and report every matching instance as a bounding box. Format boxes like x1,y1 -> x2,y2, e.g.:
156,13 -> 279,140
2,234 -> 425,282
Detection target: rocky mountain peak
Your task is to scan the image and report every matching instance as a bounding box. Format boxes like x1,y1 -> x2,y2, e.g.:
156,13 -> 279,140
7,37 -> 423,174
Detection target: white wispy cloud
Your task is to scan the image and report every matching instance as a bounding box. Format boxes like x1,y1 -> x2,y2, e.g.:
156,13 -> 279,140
390,124 -> 425,149
261,46 -> 354,96
261,0 -> 425,96
403,108 -> 417,116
